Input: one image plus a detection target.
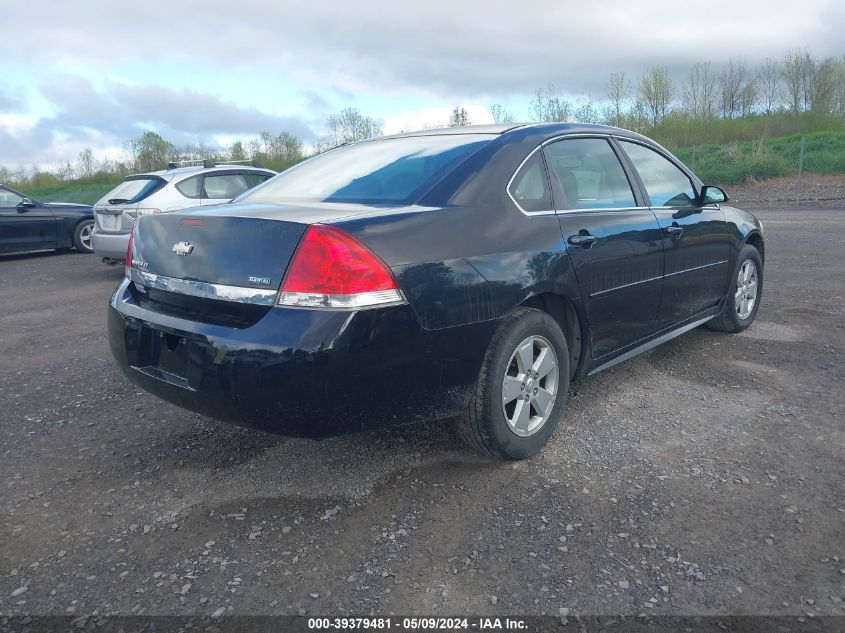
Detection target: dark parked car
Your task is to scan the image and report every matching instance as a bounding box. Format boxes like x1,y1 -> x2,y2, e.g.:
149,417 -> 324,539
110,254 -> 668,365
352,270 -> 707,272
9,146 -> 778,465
0,184 -> 94,255
109,124 -> 764,459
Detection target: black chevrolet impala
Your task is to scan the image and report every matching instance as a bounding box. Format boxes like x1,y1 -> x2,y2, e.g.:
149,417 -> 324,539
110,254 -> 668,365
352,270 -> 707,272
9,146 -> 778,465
109,124 -> 764,459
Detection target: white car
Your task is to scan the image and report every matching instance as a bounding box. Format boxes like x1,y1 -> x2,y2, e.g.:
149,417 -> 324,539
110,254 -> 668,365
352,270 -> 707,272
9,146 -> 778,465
92,161 -> 276,263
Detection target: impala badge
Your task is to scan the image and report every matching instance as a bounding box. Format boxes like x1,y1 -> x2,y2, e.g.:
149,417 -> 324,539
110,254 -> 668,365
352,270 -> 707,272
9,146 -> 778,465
172,241 -> 194,256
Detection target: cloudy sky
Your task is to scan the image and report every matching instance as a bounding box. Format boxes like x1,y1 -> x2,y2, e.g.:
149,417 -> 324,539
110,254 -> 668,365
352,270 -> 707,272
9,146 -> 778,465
0,0 -> 842,169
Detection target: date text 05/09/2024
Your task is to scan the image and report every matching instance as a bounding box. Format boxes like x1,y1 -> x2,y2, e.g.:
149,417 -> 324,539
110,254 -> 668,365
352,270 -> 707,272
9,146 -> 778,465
307,617 -> 529,630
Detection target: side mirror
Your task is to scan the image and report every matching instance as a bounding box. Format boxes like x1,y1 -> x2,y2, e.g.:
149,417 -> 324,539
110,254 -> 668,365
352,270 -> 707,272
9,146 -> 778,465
700,185 -> 728,205
18,198 -> 35,211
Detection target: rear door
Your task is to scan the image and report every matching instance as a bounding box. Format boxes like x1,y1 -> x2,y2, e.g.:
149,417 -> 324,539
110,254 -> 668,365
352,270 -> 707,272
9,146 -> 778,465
544,137 -> 664,359
616,139 -> 731,327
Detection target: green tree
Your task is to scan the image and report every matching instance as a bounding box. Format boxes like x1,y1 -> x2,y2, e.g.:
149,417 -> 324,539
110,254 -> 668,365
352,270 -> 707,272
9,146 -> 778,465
126,131 -> 175,172
605,72 -> 630,126
683,62 -> 717,119
638,66 -> 673,126
76,147 -> 95,179
448,106 -> 471,127
528,85 -> 571,122
317,108 -> 382,151
489,103 -> 515,124
229,140 -> 246,161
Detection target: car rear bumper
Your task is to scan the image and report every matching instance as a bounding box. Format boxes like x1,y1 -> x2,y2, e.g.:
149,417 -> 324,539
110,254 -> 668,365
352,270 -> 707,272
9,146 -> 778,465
92,229 -> 129,261
108,278 -> 496,437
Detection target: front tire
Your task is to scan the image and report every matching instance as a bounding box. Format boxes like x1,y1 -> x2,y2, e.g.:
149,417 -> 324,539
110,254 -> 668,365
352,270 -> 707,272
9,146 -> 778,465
73,219 -> 95,254
706,244 -> 763,333
458,308 -> 570,460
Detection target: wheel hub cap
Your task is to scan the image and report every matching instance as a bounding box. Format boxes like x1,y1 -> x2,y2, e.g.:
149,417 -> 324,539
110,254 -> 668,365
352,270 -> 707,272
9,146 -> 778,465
502,335 -> 559,437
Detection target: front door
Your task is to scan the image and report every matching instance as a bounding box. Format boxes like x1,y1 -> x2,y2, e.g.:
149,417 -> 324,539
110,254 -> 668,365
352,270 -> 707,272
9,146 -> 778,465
617,140 -> 731,327
0,186 -> 56,252
544,137 -> 664,359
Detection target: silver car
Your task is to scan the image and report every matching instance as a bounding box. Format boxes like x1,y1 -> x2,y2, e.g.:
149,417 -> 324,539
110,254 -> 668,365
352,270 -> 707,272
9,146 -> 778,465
92,161 -> 276,263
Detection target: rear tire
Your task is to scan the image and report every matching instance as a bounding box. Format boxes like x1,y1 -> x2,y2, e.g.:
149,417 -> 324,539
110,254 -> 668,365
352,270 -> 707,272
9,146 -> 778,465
706,244 -> 763,333
73,219 -> 95,254
458,308 -> 570,460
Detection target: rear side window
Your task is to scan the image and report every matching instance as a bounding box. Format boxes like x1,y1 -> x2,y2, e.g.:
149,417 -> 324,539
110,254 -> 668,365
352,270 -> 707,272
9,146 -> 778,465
245,172 -> 272,187
175,176 -> 201,198
103,177 -> 164,205
508,153 -> 552,213
544,138 -> 636,210
237,134 -> 496,205
619,141 -> 696,208
203,174 -> 249,199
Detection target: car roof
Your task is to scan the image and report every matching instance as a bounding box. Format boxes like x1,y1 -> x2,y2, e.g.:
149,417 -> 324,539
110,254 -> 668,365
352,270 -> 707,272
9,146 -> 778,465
368,122 -> 653,144
380,124 -> 527,139
130,164 -> 276,179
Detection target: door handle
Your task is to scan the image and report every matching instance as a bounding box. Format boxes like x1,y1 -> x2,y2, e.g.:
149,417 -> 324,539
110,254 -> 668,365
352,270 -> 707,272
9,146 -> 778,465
665,226 -> 684,238
567,234 -> 598,247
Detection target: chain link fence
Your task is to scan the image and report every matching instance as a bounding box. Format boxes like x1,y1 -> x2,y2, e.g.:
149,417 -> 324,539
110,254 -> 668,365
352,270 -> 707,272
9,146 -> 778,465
670,134 -> 845,207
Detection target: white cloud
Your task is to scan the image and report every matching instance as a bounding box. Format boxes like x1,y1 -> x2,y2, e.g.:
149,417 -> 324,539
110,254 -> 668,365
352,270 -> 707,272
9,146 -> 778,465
1,0 -> 843,168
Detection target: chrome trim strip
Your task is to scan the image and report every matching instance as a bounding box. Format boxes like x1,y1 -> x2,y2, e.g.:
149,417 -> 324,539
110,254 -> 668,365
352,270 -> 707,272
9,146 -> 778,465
665,260 -> 729,277
590,274 -> 663,298
129,269 -> 278,306
558,206 -> 650,215
277,289 -> 407,310
507,132 -> 650,217
588,313 -> 716,376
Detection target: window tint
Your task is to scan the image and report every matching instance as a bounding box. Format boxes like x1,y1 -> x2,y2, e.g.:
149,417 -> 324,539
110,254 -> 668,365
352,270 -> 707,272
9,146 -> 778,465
238,135 -> 495,205
203,174 -> 249,199
245,172 -> 272,187
544,138 -> 636,210
619,141 -> 696,208
175,176 -> 201,198
509,153 -> 552,212
0,188 -> 23,206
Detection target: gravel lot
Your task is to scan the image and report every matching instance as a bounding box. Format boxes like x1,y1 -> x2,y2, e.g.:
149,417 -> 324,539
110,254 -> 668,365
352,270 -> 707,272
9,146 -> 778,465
1,208 -> 843,620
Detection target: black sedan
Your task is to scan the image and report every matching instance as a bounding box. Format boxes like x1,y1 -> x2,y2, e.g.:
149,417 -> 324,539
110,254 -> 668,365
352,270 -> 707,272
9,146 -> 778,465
109,124 -> 764,459
0,184 -> 95,255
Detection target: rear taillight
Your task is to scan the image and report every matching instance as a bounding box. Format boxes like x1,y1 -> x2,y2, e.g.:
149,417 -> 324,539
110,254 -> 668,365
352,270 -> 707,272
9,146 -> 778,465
124,222 -> 136,278
124,208 -> 161,220
278,225 -> 404,309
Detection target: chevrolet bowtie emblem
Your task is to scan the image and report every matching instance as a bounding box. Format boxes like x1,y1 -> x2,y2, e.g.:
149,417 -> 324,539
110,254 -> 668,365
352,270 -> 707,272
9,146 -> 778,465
172,241 -> 194,256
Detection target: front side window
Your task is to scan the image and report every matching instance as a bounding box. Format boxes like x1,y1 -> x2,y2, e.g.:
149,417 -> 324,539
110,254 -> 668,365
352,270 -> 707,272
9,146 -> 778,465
544,138 -> 636,210
508,153 -> 552,212
0,187 -> 24,207
237,134 -> 495,205
619,141 -> 696,208
203,174 -> 249,200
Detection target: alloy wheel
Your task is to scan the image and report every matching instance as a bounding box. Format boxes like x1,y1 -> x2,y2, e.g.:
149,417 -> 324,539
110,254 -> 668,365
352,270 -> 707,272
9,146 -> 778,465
79,222 -> 94,251
735,259 -> 758,320
501,335 -> 559,437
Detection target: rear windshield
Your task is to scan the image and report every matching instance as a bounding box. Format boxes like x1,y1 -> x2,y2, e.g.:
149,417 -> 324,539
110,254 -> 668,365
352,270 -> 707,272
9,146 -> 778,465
103,177 -> 164,205
238,134 -> 496,205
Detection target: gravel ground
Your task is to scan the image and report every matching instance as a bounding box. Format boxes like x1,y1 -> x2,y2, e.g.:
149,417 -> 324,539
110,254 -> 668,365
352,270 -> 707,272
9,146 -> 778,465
0,208 -> 843,620
726,174 -> 845,208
